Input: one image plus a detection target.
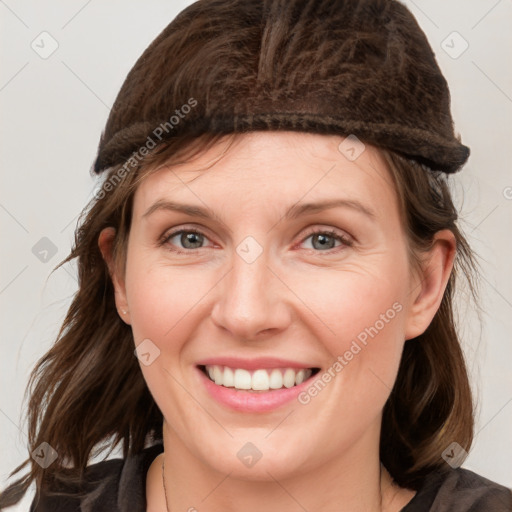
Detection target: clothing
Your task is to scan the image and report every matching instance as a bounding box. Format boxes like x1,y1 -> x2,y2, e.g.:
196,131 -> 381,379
30,443 -> 512,511
93,0 -> 470,176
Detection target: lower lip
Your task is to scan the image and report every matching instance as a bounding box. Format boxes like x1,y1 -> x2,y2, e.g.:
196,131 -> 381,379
196,367 -> 316,413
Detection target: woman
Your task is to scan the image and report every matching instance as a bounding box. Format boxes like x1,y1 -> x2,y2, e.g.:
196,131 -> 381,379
1,0 -> 510,510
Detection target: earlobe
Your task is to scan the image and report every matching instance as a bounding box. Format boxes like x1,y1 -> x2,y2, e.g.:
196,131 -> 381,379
404,230 -> 456,340
98,227 -> 131,325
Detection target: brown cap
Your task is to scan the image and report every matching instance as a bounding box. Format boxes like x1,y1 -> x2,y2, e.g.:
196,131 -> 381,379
93,0 -> 469,175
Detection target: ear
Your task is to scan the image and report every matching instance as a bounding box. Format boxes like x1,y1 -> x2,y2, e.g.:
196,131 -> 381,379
98,227 -> 131,325
404,229 -> 456,340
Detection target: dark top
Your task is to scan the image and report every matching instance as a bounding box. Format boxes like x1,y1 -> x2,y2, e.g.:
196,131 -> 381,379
29,443 -> 512,511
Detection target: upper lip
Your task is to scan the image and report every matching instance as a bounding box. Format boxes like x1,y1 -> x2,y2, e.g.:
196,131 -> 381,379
196,356 -> 319,371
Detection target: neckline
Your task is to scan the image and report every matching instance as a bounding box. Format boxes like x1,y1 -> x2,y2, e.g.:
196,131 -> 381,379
138,443 -> 445,512
116,442 -> 165,512
399,471 -> 446,511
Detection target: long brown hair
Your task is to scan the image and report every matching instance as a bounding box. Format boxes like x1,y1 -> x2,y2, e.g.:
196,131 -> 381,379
0,0 -> 477,507
0,137 -> 477,508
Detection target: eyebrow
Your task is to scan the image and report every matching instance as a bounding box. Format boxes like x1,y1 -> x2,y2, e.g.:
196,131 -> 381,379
142,198 -> 376,223
284,199 -> 376,221
142,200 -> 225,223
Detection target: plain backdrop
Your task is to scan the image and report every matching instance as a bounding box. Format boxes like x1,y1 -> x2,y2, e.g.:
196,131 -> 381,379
1,1 -> 511,510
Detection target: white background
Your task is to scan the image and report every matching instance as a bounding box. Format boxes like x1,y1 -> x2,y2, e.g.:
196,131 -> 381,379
1,1 -> 511,510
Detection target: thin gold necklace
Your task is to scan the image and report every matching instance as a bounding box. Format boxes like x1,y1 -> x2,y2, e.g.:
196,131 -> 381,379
162,457 -> 394,512
162,458 -> 171,512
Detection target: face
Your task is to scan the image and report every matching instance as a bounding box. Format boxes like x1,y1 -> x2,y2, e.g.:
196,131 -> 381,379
105,132 -> 440,480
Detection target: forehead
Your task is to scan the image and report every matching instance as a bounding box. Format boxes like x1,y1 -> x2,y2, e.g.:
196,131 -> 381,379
132,132 -> 398,218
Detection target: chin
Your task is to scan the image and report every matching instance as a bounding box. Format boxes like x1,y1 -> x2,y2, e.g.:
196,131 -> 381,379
189,431 -> 316,482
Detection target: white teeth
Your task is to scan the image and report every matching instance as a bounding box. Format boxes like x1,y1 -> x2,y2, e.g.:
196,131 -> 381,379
204,365 -> 313,391
223,366 -> 234,387
252,369 -> 270,390
269,369 -> 283,389
283,368 -> 296,388
234,369 -> 252,389
213,366 -> 223,385
295,369 -> 306,385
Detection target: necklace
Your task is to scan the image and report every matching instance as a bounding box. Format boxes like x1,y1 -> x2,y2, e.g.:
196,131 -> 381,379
380,464 -> 400,510
162,458 -> 171,512
161,456 -> 395,512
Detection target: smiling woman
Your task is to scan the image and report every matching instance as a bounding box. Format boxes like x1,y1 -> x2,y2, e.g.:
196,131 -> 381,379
1,0 -> 511,511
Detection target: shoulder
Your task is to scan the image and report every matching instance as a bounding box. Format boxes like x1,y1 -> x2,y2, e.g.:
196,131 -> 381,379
402,467 -> 512,511
30,443 -> 164,512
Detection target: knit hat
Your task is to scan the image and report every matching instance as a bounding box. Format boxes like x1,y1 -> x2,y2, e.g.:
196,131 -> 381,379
93,0 -> 469,175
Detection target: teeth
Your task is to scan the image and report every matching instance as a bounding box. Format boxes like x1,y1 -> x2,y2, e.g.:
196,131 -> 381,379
252,369 -> 269,391
234,369 -> 252,389
213,366 -> 223,385
295,369 -> 306,385
283,368 -> 296,388
204,365 -> 313,391
269,369 -> 283,389
223,366 -> 234,387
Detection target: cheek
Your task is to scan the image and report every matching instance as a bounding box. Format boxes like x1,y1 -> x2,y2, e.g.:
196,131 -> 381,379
294,256 -> 410,393
124,255 -> 210,345
124,257 -> 214,428
287,270 -> 409,448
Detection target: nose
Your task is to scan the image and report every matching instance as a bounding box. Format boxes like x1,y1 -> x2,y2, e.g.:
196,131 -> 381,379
210,247 -> 292,341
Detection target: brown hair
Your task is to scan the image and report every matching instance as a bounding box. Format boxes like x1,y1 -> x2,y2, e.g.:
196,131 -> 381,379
0,0 -> 477,507
0,136 -> 477,508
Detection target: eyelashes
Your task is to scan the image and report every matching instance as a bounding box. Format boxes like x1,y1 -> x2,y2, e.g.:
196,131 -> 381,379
300,228 -> 353,252
158,226 -> 353,255
159,228 -> 210,254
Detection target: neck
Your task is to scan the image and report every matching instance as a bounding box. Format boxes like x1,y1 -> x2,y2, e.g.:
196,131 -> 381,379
154,421 -> 405,512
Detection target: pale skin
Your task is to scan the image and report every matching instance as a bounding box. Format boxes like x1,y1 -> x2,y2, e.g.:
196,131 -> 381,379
98,132 -> 456,512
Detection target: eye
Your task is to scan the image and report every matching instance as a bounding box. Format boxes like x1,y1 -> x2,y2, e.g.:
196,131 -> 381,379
159,227 -> 353,255
299,228 -> 353,253
159,228 -> 213,254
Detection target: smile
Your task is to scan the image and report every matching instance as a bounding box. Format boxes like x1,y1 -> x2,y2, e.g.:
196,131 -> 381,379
200,365 -> 320,392
196,362 -> 321,412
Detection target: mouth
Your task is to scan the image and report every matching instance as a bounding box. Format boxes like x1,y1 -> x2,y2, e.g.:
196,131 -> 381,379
198,364 -> 321,393
194,356 -> 323,412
